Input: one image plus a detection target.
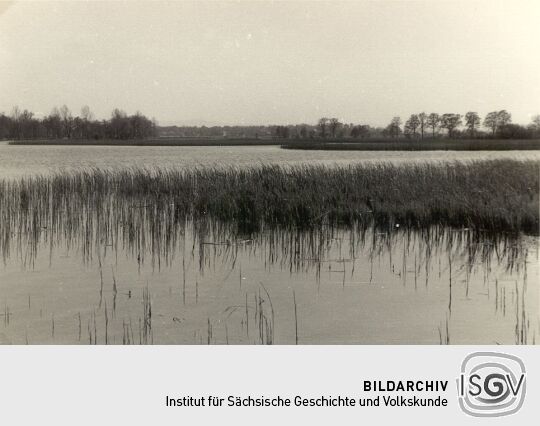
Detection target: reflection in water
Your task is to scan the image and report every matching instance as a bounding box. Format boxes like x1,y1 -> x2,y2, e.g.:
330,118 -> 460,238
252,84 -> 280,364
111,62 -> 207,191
0,197 -> 537,344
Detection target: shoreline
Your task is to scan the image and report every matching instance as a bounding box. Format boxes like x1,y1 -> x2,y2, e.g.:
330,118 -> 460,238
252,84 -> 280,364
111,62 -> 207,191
6,138 -> 279,147
5,138 -> 540,151
281,139 -> 540,151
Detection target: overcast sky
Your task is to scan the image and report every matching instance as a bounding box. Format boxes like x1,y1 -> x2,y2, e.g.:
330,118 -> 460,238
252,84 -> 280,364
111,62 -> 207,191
1,0 -> 539,126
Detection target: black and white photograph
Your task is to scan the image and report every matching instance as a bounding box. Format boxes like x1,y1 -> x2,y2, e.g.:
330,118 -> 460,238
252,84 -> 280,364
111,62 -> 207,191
0,0 -> 538,349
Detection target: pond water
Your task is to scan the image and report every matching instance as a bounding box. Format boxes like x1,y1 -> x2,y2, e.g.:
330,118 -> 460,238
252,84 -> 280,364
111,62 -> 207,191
0,219 -> 538,344
1,142 -> 539,179
0,144 -> 538,344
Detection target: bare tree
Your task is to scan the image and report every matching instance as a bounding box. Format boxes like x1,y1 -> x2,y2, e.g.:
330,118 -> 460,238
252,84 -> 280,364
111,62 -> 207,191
418,112 -> 427,140
464,112 -> 481,137
531,114 -> 540,137
329,118 -> 341,138
10,106 -> 21,139
403,121 -> 413,139
426,113 -> 440,138
405,114 -> 420,138
386,116 -> 402,139
44,107 -> 62,139
483,111 -> 498,136
358,125 -> 370,139
80,105 -> 94,122
110,108 -> 129,139
80,105 -> 94,139
439,113 -> 462,138
19,109 -> 35,139
497,110 -> 512,127
59,104 -> 73,138
483,110 -> 512,137
532,114 -> 540,128
318,117 -> 329,138
0,113 -> 8,139
10,106 -> 21,121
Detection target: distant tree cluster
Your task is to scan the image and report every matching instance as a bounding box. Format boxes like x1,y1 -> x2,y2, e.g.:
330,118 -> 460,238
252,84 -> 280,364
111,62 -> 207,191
2,106 -> 539,142
312,111 -> 540,141
160,111 -> 540,141
160,124 -> 316,139
391,110 -> 540,140
0,105 -> 157,140
274,125 -> 290,139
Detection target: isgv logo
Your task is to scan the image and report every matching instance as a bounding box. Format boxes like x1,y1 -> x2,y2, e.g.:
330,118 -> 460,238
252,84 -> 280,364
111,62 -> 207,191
457,352 -> 526,417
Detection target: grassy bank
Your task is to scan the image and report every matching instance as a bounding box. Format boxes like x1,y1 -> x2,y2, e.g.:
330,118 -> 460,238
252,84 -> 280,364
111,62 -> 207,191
7,138 -> 278,146
1,160 -> 538,236
281,139 -> 540,151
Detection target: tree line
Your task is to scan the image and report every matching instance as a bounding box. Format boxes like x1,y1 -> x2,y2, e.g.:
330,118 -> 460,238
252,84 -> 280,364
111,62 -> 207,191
0,105 -> 157,140
274,112 -> 540,140
385,110 -> 540,140
2,106 -> 539,141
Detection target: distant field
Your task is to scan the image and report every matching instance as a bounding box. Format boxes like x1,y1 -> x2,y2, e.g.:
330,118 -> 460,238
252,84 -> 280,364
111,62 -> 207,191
281,139 -> 540,151
7,138 -> 278,146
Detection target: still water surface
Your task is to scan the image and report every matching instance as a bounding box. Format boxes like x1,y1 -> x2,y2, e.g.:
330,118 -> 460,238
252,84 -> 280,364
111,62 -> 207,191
1,142 -> 539,178
0,143 -> 538,344
0,225 -> 537,344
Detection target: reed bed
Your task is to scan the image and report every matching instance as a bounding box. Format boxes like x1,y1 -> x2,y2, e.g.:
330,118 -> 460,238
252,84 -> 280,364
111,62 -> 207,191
0,160 -> 537,242
281,139 -> 540,151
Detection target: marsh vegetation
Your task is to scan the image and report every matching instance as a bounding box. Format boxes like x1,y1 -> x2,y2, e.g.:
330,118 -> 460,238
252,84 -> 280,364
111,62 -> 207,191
1,160 -> 537,236
281,139 -> 540,151
0,159 -> 538,344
